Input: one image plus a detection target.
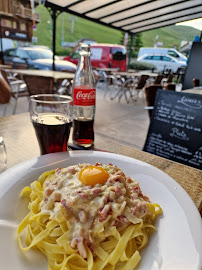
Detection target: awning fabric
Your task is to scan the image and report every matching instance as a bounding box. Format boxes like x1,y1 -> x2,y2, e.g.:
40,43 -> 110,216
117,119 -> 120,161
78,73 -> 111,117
44,0 -> 202,34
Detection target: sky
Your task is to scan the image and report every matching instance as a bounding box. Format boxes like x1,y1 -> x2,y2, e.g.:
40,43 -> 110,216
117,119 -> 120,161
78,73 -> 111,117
176,18 -> 202,30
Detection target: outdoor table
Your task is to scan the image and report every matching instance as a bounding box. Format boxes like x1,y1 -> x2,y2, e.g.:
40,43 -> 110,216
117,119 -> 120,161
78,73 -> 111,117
0,64 -> 12,69
10,69 -> 75,83
96,68 -> 119,75
0,112 -> 201,216
113,71 -> 158,79
183,87 -> 202,95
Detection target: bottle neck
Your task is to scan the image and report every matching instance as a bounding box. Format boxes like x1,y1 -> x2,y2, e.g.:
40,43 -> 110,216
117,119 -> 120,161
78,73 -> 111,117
79,53 -> 91,71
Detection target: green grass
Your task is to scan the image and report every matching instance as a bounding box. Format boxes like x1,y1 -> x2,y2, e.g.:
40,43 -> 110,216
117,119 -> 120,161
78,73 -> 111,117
35,4 -> 199,56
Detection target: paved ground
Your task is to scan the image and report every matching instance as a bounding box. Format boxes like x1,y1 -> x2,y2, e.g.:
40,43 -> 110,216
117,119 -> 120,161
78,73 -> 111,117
0,85 -> 150,150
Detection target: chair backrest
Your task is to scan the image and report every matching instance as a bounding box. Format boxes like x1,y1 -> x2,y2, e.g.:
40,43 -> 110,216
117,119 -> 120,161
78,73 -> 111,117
166,74 -> 174,83
164,83 -> 176,91
23,75 -> 54,96
144,84 -> 162,119
124,78 -> 135,88
153,74 -> 164,84
136,75 -> 149,89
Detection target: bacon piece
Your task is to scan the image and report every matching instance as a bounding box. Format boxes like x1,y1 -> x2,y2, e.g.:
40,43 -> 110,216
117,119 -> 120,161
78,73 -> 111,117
45,187 -> 54,196
86,241 -> 94,253
114,175 -> 122,182
61,199 -> 74,209
98,204 -> 111,222
114,186 -> 122,194
92,188 -> 101,195
118,215 -> 128,224
76,236 -> 87,259
126,177 -> 132,183
77,191 -> 86,198
132,186 -> 143,197
132,202 -> 147,217
108,163 -> 113,166
68,167 -> 76,174
55,167 -> 62,175
95,162 -> 101,166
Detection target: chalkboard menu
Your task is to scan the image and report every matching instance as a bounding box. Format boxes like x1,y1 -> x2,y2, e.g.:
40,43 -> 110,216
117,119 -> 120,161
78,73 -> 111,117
143,89 -> 202,170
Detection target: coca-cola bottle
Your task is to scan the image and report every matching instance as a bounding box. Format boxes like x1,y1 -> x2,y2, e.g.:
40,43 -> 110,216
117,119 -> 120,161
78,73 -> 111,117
72,43 -> 96,148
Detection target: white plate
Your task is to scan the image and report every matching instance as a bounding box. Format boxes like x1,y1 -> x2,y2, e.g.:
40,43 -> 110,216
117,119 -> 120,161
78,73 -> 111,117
0,151 -> 201,270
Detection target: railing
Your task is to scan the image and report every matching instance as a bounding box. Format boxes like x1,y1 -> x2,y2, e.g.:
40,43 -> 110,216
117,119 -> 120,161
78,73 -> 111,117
14,5 -> 40,22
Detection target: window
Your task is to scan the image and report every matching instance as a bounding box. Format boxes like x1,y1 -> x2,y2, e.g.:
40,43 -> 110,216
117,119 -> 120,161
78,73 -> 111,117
26,49 -> 53,60
112,48 -> 126,60
72,50 -> 79,59
168,50 -> 179,58
90,48 -> 102,60
6,49 -> 16,57
16,49 -> 29,59
152,56 -> 161,61
162,56 -> 174,62
144,56 -> 152,60
20,23 -> 26,31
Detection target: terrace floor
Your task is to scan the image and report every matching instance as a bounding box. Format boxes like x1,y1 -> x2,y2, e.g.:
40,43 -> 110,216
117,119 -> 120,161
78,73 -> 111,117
1,84 -> 182,151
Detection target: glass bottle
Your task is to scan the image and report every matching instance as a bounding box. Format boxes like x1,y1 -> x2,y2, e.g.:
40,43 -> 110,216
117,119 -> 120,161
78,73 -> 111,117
72,43 -> 96,148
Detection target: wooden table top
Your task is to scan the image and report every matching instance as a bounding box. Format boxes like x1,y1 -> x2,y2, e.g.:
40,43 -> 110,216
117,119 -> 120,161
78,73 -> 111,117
113,71 -> 158,78
0,112 -> 201,215
10,69 -> 75,81
183,88 -> 202,95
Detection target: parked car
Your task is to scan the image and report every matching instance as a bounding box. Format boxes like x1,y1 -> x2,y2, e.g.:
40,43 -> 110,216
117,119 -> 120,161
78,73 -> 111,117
138,47 -> 187,62
137,54 -> 187,73
64,43 -> 127,71
3,47 -> 76,72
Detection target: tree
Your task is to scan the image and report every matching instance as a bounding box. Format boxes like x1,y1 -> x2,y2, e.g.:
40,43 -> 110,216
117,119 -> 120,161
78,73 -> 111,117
120,32 -> 143,58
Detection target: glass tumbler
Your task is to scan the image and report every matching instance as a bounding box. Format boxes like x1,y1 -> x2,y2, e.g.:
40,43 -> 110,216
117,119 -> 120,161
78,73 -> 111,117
29,94 -> 72,155
0,136 -> 7,172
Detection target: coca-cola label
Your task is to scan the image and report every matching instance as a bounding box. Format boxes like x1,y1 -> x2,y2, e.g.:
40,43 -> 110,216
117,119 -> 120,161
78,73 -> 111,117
73,88 -> 96,106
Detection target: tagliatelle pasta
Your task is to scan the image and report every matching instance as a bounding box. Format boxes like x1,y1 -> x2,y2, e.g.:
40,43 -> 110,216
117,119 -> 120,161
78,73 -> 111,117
17,163 -> 162,270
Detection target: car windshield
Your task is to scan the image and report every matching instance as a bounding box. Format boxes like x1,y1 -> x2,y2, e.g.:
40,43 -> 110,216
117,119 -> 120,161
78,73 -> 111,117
26,49 -> 53,60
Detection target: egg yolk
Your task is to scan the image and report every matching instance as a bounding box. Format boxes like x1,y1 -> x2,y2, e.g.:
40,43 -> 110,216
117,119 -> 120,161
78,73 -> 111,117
79,166 -> 109,186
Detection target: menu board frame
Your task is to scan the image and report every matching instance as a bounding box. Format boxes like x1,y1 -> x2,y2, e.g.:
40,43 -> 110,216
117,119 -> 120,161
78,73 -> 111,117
143,89 -> 202,169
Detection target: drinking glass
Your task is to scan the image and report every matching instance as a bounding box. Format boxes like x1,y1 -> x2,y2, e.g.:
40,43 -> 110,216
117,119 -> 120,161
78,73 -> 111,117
0,136 -> 7,172
29,94 -> 72,155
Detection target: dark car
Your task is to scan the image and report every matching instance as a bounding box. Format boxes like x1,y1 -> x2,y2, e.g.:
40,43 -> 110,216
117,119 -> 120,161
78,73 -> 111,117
4,47 -> 76,72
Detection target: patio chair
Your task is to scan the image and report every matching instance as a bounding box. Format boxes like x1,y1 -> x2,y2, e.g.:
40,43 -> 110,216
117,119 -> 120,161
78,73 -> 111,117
162,74 -> 174,85
164,83 -> 176,91
57,79 -> 72,96
1,69 -> 28,115
119,75 -> 149,103
23,74 -> 55,96
153,74 -> 164,84
108,75 -> 125,100
144,84 -> 163,119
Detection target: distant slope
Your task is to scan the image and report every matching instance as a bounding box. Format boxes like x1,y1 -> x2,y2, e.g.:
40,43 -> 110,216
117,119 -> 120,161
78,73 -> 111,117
142,25 -> 199,48
35,5 -> 199,55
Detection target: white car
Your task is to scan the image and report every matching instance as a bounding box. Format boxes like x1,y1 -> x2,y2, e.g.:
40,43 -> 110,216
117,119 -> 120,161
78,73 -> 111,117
138,47 -> 187,62
137,54 -> 187,73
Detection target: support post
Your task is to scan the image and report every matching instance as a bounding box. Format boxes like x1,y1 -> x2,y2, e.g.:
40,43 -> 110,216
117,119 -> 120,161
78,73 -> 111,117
127,34 -> 134,71
52,9 -> 56,71
0,15 -> 4,65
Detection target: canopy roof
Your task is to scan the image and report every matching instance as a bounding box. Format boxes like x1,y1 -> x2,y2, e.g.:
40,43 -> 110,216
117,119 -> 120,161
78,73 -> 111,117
44,0 -> 202,34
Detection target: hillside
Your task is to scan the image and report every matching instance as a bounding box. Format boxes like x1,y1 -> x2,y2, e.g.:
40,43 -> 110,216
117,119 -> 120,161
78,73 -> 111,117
35,5 -> 199,55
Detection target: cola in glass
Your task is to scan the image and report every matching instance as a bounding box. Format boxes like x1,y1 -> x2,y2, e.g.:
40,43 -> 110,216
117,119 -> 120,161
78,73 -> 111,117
32,114 -> 72,155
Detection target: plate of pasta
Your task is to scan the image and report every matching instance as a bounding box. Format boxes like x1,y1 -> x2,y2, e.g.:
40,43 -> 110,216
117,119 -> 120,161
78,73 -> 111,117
0,151 -> 201,270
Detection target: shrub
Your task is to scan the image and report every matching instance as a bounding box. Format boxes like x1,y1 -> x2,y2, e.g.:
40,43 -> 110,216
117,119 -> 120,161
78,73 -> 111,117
129,60 -> 156,70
